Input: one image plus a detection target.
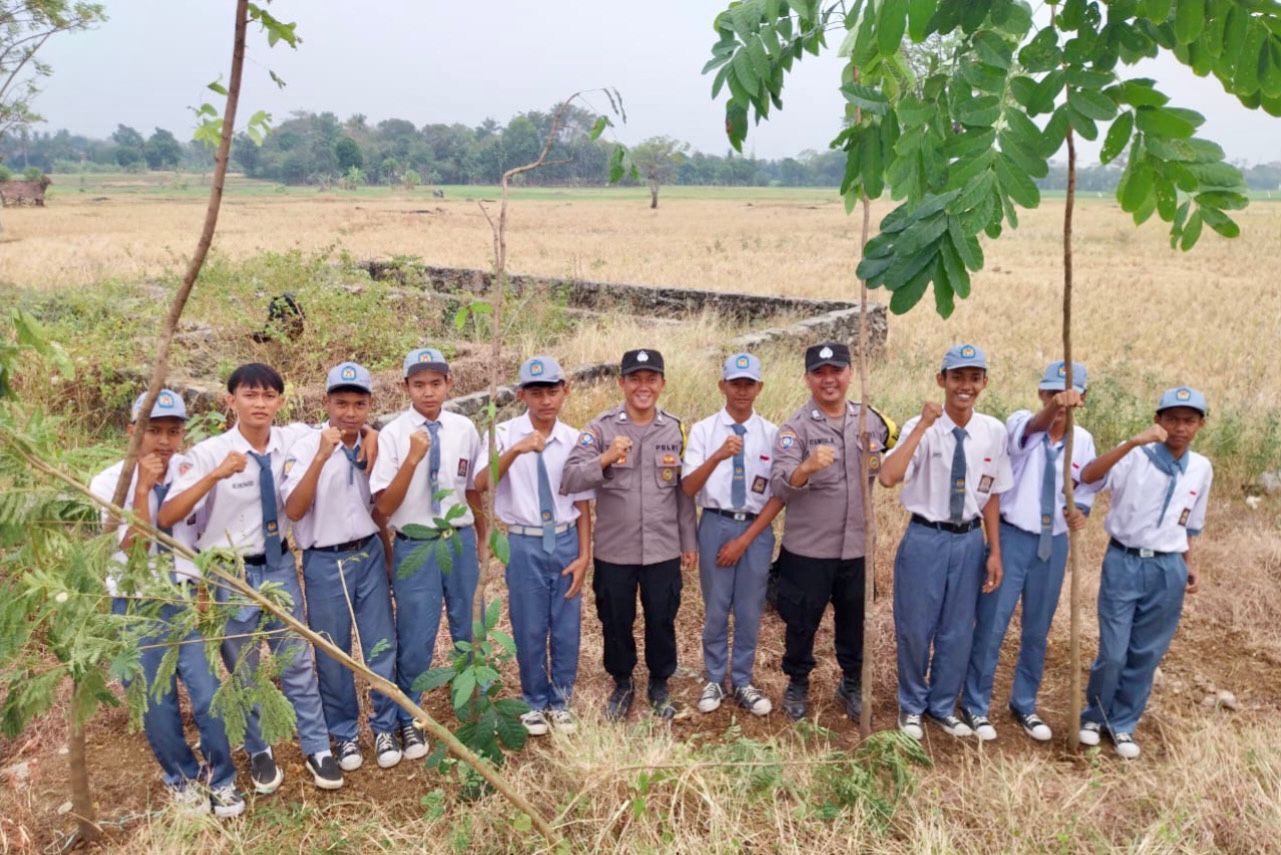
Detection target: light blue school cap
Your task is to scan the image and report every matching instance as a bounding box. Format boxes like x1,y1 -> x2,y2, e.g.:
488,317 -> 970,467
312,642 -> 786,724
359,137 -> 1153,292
403,347 -> 449,378
131,389 -> 187,422
1039,360 -> 1088,392
723,352 -> 762,382
1157,386 -> 1207,415
519,355 -> 565,386
326,361 -> 373,394
941,343 -> 988,372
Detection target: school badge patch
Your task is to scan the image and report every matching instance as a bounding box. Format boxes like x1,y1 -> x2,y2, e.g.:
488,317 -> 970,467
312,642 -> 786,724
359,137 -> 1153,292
960,345 -> 976,358
1178,508 -> 1191,526
778,430 -> 797,450
978,474 -> 994,493
340,365 -> 357,381
282,459 -> 296,475
530,360 -> 544,376
457,459 -> 469,477
579,432 -> 596,448
735,355 -> 750,368
1176,388 -> 1191,401
751,475 -> 767,494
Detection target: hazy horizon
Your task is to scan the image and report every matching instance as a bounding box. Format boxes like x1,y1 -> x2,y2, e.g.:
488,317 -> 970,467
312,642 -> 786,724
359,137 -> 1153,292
25,1 -> 1281,166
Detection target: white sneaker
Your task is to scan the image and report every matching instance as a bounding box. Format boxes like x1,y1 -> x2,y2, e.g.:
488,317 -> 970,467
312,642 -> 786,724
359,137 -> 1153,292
169,783 -> 208,815
733,684 -> 772,716
374,731 -> 402,769
1078,721 -> 1101,746
1012,709 -> 1052,742
209,784 -> 245,819
521,709 -> 550,736
961,709 -> 997,741
697,682 -> 725,713
337,738 -> 364,772
928,713 -> 974,738
898,712 -> 924,740
1112,732 -> 1141,760
549,709 -> 577,734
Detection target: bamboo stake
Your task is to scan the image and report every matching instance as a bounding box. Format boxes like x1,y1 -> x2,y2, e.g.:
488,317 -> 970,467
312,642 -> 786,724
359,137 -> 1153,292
1063,126 -> 1083,752
856,190 -> 875,738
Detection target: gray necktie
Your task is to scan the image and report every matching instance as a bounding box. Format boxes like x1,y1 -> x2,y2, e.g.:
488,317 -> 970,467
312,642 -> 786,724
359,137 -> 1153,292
424,419 -> 442,514
730,423 -> 748,509
536,450 -> 556,555
1038,434 -> 1061,560
949,426 -> 968,524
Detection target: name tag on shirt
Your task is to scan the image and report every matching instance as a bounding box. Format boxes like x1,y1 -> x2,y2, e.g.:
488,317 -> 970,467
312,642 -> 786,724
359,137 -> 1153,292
1178,508 -> 1191,527
978,475 -> 994,494
751,475 -> 767,494
457,459 -> 469,478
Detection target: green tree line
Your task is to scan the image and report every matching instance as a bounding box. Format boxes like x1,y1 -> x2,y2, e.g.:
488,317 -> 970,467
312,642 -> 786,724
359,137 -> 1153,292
4,103 -> 1280,191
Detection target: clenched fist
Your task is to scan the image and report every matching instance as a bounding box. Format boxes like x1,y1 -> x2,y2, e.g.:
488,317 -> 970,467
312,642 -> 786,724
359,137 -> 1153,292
919,401 -> 944,428
802,444 -> 837,475
318,426 -> 343,457
513,431 -> 547,455
1052,389 -> 1085,411
407,429 -> 432,464
714,434 -> 744,462
136,453 -> 166,491
213,451 -> 247,480
1134,424 -> 1168,446
604,435 -> 634,467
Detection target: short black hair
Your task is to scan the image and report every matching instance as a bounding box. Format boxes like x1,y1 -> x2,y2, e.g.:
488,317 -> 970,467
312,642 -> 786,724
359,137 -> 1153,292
227,362 -> 284,394
326,384 -> 372,397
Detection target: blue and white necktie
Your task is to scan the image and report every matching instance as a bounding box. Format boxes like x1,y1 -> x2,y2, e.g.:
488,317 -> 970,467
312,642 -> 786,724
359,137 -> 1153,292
424,419 -> 442,514
247,451 -> 282,556
536,449 -> 556,555
730,423 -> 748,510
1038,434 -> 1061,561
1142,444 -> 1187,524
152,482 -> 173,556
340,439 -> 364,485
949,426 -> 968,524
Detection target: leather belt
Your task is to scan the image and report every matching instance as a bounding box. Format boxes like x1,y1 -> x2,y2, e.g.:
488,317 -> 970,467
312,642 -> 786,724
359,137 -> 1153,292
911,513 -> 981,534
311,533 -> 377,554
705,507 -> 758,522
242,540 -> 291,566
1109,538 -> 1173,559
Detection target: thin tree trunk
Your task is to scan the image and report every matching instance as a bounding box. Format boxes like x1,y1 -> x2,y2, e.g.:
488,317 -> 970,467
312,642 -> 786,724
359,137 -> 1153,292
650,181 -> 658,209
857,192 -> 875,738
66,682 -> 98,845
8,446 -> 563,848
75,2 -> 250,841
1063,127 -> 1082,752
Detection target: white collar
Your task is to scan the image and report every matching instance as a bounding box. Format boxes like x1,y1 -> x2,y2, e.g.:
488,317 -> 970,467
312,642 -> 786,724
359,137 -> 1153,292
229,423 -> 281,455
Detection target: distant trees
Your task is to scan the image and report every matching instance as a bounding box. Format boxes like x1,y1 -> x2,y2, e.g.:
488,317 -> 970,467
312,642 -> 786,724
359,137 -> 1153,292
631,136 -> 688,208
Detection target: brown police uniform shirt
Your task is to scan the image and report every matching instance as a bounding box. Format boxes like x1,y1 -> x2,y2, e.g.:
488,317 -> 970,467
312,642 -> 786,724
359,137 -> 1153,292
561,405 -> 698,566
770,398 -> 893,561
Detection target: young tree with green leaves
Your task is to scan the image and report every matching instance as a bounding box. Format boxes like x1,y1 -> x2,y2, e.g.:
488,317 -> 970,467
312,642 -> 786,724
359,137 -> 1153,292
630,135 -> 690,208
706,0 -> 1273,747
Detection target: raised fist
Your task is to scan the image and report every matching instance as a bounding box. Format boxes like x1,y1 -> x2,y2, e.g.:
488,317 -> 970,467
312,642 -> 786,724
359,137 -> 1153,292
715,434 -> 744,462
213,451 -> 248,480
920,401 -> 944,428
408,429 -> 432,464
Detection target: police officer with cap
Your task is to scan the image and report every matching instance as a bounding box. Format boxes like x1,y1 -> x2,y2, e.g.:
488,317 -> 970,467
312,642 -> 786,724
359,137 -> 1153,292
561,348 -> 697,721
769,341 -> 897,721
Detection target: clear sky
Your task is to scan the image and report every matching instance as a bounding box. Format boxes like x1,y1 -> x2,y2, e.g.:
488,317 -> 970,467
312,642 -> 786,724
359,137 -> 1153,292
31,0 -> 1281,164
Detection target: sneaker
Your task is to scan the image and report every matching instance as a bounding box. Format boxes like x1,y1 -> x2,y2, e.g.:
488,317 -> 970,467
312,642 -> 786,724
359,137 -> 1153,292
401,723 -> 428,760
549,708 -> 577,734
169,783 -> 208,815
649,680 -> 677,721
337,738 -> 363,772
697,682 -> 725,713
521,709 -> 550,736
898,711 -> 924,740
250,750 -> 283,795
782,680 -> 808,720
1078,721 -> 1102,747
209,784 -> 245,819
927,713 -> 974,738
1011,708 -> 1052,742
961,709 -> 997,742
606,680 -> 635,722
374,731 -> 402,769
306,752 -> 344,790
1111,731 -> 1141,760
834,678 -> 862,721
733,684 -> 772,716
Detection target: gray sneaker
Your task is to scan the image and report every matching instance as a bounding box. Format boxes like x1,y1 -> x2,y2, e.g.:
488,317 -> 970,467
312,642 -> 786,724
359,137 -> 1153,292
697,682 -> 725,713
733,684 -> 772,716
209,784 -> 245,819
337,738 -> 363,772
374,731 -> 402,768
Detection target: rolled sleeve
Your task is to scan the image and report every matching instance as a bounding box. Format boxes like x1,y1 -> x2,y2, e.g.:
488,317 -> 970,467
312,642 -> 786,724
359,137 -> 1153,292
885,416 -> 923,484
168,443 -> 215,513
367,428 -> 403,494
1188,466 -> 1212,534
769,425 -> 806,503
560,424 -> 605,493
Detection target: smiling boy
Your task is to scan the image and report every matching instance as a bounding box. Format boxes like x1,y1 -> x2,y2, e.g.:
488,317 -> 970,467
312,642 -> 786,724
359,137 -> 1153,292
879,344 -> 1012,740
1075,386 -> 1212,759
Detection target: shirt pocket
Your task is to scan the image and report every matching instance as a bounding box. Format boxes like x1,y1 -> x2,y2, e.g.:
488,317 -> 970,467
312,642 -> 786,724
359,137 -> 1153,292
601,453 -> 635,491
655,457 -> 679,490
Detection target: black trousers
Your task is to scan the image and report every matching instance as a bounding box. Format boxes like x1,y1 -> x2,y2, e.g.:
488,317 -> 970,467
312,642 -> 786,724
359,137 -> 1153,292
774,548 -> 864,683
593,557 -> 682,684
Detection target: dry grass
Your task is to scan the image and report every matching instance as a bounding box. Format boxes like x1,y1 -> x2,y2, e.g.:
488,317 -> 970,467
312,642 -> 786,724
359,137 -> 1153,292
2,186 -> 1281,853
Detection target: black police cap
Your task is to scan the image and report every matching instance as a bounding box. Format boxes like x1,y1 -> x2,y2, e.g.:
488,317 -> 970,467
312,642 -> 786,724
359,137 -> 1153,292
805,342 -> 851,372
620,348 -> 665,375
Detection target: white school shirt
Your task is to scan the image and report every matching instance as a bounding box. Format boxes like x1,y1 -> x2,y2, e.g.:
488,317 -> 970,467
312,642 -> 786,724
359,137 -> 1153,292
886,410 -> 1013,523
681,408 -> 778,514
999,410 -> 1099,537
89,455 -> 203,593
168,422 -> 315,554
279,425 -> 379,550
480,414 -> 594,528
368,407 -> 481,531
1100,444 -> 1212,553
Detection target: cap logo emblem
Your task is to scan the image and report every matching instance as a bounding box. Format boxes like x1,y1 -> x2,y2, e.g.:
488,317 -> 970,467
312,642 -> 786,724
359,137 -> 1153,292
1176,389 -> 1191,401
961,345 -> 975,358
157,392 -> 175,408
419,351 -> 432,363
636,351 -> 649,363
735,355 -> 749,368
1057,365 -> 1066,376
819,346 -> 833,359
530,361 -> 544,376
340,366 -> 357,380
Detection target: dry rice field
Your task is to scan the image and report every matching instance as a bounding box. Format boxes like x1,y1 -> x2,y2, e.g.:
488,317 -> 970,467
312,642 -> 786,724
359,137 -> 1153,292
1,184 -> 1281,853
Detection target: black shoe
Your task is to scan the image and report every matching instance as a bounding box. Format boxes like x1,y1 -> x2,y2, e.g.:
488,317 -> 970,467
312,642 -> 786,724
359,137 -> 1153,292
337,738 -> 363,772
306,752 -> 344,790
400,722 -> 428,760
782,680 -> 808,721
250,750 -> 283,795
649,679 -> 676,721
606,680 -> 635,722
834,678 -> 862,721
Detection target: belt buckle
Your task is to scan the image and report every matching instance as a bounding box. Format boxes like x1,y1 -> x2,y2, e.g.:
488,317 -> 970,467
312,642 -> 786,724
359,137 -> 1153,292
732,512 -> 747,522
1139,548 -> 1155,558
